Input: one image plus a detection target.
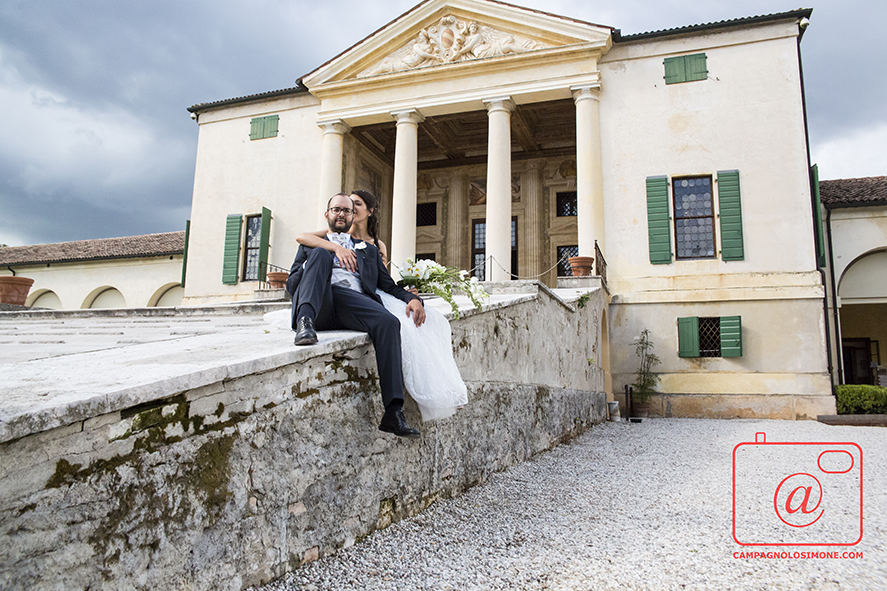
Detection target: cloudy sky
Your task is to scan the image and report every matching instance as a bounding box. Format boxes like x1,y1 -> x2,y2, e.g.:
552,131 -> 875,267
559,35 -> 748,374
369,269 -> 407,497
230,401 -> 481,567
0,0 -> 884,247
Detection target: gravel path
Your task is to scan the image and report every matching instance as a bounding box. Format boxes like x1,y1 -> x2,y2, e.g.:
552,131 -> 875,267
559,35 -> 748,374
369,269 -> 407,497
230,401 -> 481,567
252,418 -> 887,591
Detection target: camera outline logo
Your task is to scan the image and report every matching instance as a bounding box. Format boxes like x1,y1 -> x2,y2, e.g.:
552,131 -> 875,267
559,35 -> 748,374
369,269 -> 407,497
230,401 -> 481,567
732,432 -> 863,547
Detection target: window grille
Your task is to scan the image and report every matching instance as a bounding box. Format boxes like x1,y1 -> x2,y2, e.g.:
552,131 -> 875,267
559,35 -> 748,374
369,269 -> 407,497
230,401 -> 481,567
417,202 -> 437,226
557,245 -> 579,276
556,191 -> 577,217
699,317 -> 721,357
243,215 -> 262,281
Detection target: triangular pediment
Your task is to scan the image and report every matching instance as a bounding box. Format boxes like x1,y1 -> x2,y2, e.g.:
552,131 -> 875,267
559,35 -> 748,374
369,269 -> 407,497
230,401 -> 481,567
302,0 -> 613,89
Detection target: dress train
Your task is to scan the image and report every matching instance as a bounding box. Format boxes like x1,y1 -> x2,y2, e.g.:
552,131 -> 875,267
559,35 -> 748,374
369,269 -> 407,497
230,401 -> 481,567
375,289 -> 468,421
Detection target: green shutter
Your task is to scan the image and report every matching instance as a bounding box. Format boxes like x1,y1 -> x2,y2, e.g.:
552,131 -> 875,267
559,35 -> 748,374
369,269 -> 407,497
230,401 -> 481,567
718,170 -> 744,261
686,53 -> 708,82
258,207 -> 271,282
664,54 -> 707,84
222,214 -> 242,285
664,56 -> 686,84
181,220 -> 190,287
678,317 -> 700,358
266,114 -> 279,137
646,176 -> 672,264
720,316 -> 742,357
810,164 -> 826,268
249,115 -> 279,140
249,118 -> 262,140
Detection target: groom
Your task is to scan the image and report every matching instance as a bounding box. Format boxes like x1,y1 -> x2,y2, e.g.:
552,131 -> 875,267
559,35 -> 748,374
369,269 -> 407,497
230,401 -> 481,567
287,193 -> 425,438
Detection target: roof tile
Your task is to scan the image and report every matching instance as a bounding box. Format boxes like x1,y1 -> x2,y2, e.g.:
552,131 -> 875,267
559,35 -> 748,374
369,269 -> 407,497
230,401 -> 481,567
0,232 -> 185,266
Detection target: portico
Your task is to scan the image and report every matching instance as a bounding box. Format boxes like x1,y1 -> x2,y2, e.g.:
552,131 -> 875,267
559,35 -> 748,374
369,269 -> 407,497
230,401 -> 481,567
301,1 -> 612,279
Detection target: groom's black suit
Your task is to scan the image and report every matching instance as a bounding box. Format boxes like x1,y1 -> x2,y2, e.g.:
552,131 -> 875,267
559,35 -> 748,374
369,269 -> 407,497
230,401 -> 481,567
287,238 -> 420,407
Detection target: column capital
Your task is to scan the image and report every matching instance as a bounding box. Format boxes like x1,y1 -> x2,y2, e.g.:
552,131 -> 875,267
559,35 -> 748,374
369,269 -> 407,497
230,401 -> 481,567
571,84 -> 601,104
318,119 -> 351,135
483,96 -> 516,114
391,109 -> 425,125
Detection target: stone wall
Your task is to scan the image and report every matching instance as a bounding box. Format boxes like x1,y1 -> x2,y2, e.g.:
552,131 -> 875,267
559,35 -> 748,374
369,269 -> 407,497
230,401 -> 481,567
0,283 -> 606,590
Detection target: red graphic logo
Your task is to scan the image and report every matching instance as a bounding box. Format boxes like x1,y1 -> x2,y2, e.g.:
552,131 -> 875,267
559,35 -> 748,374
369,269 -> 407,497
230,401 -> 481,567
732,433 -> 862,546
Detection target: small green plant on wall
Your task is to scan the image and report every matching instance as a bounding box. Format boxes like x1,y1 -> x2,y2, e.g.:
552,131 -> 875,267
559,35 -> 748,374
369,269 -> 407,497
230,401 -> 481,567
632,329 -> 661,403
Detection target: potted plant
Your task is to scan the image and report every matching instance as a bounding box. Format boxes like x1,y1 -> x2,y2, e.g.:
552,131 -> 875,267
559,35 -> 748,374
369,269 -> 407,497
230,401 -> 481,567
397,258 -> 489,318
631,329 -> 661,418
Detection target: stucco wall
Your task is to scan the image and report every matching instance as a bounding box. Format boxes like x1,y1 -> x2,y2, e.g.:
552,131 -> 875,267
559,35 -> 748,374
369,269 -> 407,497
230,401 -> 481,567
599,23 -> 814,283
184,93 -> 325,304
1,256 -> 183,310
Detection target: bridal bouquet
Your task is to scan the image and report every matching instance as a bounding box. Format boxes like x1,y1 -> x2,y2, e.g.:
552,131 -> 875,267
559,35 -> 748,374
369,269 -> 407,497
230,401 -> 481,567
397,258 -> 489,318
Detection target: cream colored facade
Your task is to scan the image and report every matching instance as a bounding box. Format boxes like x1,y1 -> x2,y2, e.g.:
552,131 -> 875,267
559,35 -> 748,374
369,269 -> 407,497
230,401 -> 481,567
1,256 -> 184,310
184,0 -> 832,417
822,202 -> 887,386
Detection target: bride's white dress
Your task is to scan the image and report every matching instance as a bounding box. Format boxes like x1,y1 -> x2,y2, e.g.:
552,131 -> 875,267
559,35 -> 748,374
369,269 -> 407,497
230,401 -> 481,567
375,289 -> 468,421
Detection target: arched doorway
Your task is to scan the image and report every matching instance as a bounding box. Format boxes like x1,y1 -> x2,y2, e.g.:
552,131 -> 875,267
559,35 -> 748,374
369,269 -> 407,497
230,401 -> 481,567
838,249 -> 887,385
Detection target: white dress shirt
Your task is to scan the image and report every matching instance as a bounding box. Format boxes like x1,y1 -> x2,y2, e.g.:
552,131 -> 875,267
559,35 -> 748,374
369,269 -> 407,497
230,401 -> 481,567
327,233 -> 362,293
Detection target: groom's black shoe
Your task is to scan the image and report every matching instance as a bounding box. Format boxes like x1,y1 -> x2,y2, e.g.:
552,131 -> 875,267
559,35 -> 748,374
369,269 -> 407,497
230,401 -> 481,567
293,316 -> 318,346
379,407 -> 420,438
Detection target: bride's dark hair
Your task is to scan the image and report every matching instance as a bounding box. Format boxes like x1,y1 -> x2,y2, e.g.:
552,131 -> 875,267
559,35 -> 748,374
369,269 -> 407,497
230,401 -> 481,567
351,189 -> 380,247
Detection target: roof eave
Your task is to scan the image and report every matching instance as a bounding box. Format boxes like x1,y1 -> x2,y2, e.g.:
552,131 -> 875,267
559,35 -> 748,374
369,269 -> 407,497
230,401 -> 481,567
614,8 -> 813,43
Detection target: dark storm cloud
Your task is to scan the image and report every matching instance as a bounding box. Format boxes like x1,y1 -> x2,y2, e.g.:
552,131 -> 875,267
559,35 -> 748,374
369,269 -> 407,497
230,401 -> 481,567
0,0 -> 883,246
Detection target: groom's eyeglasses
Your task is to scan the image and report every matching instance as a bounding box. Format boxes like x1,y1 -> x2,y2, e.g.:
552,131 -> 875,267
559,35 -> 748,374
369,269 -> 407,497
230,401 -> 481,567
327,207 -> 354,216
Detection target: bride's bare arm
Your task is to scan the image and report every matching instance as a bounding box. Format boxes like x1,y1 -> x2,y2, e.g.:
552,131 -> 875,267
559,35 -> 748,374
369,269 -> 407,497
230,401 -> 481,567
296,230 -> 357,272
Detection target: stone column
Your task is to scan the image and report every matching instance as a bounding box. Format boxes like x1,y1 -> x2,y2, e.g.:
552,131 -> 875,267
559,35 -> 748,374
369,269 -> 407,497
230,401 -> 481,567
317,120 -> 351,225
389,109 -> 424,270
522,161 -> 543,277
572,85 -> 604,255
484,97 -> 515,281
447,173 -> 467,269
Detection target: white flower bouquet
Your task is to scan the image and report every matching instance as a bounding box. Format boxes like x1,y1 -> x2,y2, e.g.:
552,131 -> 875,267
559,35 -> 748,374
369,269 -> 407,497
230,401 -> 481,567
397,258 -> 489,318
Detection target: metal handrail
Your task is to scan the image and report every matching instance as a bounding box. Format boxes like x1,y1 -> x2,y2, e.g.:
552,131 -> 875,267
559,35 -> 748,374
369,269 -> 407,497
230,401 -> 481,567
594,240 -> 608,288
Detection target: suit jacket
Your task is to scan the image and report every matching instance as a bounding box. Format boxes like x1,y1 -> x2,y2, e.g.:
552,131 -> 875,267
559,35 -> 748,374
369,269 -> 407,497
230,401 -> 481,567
286,238 -> 419,306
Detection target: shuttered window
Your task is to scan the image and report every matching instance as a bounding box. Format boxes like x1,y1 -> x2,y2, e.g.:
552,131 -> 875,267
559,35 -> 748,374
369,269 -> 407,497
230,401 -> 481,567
717,170 -> 744,261
181,220 -> 190,287
664,53 -> 708,84
222,215 -> 243,285
646,176 -> 672,264
646,171 -> 744,264
810,164 -> 826,268
258,207 -> 271,282
678,316 -> 742,358
249,115 -> 279,140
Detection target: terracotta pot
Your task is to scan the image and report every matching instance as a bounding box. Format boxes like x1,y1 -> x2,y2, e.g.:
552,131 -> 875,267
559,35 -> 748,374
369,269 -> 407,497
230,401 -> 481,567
0,276 -> 35,306
267,271 -> 288,289
632,401 -> 651,418
568,256 -> 594,277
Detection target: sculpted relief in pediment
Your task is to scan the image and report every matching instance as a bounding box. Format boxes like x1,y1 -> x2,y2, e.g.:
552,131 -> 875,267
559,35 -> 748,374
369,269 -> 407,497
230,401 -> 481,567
358,15 -> 550,78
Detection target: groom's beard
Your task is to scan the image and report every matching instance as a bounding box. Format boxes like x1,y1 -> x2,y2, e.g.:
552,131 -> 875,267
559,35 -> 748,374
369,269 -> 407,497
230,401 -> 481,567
327,215 -> 352,233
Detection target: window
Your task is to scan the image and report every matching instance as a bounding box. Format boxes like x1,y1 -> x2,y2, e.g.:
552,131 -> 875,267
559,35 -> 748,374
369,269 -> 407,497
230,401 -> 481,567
222,208 -> 271,285
243,215 -> 262,281
674,176 -> 715,260
471,218 -> 518,280
556,191 -> 577,217
416,253 -> 436,262
416,202 -> 437,226
249,115 -> 279,140
664,53 -> 708,84
678,316 -> 742,358
645,171 -> 744,264
557,245 -> 578,276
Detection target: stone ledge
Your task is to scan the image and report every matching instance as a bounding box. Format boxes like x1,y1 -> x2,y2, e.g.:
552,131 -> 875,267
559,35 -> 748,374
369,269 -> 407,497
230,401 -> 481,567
817,414 -> 887,427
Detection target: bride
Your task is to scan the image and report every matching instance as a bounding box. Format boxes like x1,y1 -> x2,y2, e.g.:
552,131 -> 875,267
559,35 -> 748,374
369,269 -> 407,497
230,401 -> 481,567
296,190 -> 468,421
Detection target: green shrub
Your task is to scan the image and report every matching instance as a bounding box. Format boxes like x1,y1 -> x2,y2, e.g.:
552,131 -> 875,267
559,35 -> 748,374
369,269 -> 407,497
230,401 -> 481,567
835,384 -> 887,415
